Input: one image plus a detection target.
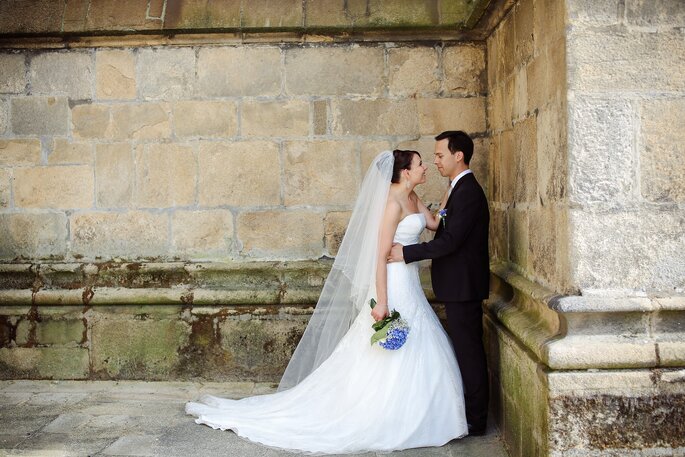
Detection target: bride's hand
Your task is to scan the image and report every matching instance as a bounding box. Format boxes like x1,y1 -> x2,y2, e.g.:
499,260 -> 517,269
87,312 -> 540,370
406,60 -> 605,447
371,303 -> 389,321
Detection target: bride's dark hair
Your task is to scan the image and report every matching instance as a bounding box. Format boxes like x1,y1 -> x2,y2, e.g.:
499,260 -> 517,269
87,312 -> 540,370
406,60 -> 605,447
391,149 -> 420,183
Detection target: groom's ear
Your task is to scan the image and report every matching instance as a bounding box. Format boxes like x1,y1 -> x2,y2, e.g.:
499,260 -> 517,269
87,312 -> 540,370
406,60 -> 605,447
454,150 -> 464,162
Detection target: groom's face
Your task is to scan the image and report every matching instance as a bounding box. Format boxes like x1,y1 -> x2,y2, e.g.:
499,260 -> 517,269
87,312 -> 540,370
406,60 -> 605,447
433,139 -> 460,179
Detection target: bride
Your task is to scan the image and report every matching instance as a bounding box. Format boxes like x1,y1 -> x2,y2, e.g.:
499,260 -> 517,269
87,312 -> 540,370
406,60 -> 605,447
186,150 -> 468,454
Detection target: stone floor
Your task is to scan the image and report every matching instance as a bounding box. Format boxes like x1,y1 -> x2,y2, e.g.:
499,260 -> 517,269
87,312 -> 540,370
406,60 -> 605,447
0,380 -> 509,457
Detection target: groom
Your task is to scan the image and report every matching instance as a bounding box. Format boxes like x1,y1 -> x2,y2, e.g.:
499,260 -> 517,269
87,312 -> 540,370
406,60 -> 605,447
388,130 -> 490,436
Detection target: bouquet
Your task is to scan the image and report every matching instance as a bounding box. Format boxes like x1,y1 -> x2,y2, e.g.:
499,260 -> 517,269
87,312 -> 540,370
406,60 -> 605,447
368,298 -> 410,350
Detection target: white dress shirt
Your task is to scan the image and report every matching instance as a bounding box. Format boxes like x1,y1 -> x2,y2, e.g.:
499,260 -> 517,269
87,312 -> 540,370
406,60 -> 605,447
448,169 -> 473,196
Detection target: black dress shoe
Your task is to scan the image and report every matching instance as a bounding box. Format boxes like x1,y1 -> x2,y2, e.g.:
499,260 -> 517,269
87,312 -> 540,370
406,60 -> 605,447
467,425 -> 487,436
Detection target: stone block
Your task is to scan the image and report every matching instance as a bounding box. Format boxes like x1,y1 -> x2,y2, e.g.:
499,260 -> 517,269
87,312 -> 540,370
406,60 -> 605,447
49,139 -> 93,165
640,99 -> 685,203
312,99 -> 328,135
387,47 -> 439,96
91,314 -> 190,379
570,209 -> 685,291
567,0 -> 622,26
35,320 -> 85,345
198,141 -> 280,207
0,0 -> 63,34
0,213 -> 67,260
568,30 -> 685,92
499,129 -> 515,204
0,98 -> 7,135
0,139 -> 41,166
71,211 -> 169,259
533,0 -> 565,47
110,103 -> 171,139
31,52 -> 94,100
14,166 -> 94,209
63,0 -> 89,32
241,100 -> 309,137
163,0 -> 241,29
134,143 -> 196,208
513,116 -> 537,203
0,53 -> 26,94
284,140 -> 358,206
219,319 -> 307,380
361,0 -> 440,27
528,206 -> 558,287
86,0 -> 157,30
501,14 -> 516,79
172,100 -> 237,138
568,97 -> 635,204
285,47 -> 384,96
71,103 -> 111,139
96,49 -> 136,100
237,210 -> 323,258
305,0 -> 351,27
243,0 -> 303,27
0,169 -> 10,208
171,209 -> 234,257
443,45 -> 486,96
95,143 -> 133,208
508,209 -> 529,270
536,105 -> 567,203
417,97 -> 486,135
198,47 -> 281,97
333,99 -> 419,136
11,96 -> 69,135
526,37 -> 565,112
513,67 -> 528,121
490,208 -> 508,262
0,347 -> 89,379
324,211 -> 351,256
514,0 -> 534,64
626,0 -> 685,27
138,47 -> 196,100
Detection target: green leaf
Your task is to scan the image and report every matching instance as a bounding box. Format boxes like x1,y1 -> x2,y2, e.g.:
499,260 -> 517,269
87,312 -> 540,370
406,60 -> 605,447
369,298 -> 377,309
370,326 -> 389,345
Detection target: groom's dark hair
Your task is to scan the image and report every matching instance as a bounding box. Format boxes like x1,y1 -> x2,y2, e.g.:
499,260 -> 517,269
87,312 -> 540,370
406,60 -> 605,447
435,131 -> 474,165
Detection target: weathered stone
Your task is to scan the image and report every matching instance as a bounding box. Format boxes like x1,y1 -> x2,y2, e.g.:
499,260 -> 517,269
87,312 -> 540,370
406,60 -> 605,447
31,52 -> 94,100
197,47 -> 281,97
324,211 -> 351,256
0,0 -> 64,34
0,139 -> 41,166
284,140 -> 358,206
534,0 -> 566,48
570,209 -> 685,291
526,37 -> 565,112
86,0 -> 158,30
567,30 -> 685,92
11,97 -> 69,135
138,48 -> 196,100
498,129 -> 515,204
198,141 -> 280,207
171,209 -> 234,257
625,0 -> 685,27
536,105 -> 567,203
14,166 -> 94,209
387,47 -> 439,96
237,211 -> 323,258
513,116 -> 537,203
490,208 -> 508,261
172,100 -> 236,138
358,0 -> 440,27
0,97 -> 7,135
243,0 -> 303,27
514,0 -> 534,64
62,0 -> 89,32
640,99 -> 685,203
71,103 -> 111,139
512,67 -> 528,121
443,45 -> 486,96
0,213 -> 67,260
219,319 -> 307,380
528,205 -> 558,288
35,320 -> 85,345
568,97 -> 635,204
286,47 -> 384,96
242,100 -> 309,137
508,209 -> 528,270
95,143 -> 133,208
567,0 -> 622,26
49,139 -> 93,165
134,143 -> 196,208
501,14 -> 516,79
333,99 -> 419,135
0,347 -> 89,379
95,49 -> 136,100
0,168 -> 10,208
312,99 -> 328,135
163,0 -> 241,29
305,1 -> 351,27
110,103 -> 171,139
71,211 -> 169,259
91,314 -> 190,379
0,53 -> 25,94
417,97 -> 486,135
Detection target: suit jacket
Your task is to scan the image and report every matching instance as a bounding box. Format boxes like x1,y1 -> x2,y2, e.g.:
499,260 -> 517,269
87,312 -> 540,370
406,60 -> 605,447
403,172 -> 490,302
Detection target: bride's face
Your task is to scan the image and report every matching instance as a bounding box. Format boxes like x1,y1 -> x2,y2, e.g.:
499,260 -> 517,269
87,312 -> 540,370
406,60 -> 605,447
405,153 -> 427,186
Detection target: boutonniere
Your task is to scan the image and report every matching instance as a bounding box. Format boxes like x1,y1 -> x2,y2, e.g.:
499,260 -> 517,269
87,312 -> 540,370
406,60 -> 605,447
438,209 -> 447,227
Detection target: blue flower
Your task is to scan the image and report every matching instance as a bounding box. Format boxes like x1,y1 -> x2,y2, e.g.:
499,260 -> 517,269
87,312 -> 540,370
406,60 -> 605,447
438,209 -> 447,227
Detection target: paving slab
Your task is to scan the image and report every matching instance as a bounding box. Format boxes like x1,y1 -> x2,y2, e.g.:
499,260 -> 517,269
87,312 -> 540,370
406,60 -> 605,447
0,381 -> 510,457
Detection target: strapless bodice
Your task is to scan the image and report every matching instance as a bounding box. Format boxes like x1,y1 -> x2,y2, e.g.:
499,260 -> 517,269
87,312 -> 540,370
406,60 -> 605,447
393,213 -> 426,245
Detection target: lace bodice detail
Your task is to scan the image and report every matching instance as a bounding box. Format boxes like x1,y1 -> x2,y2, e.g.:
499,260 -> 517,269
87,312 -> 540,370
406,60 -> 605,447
393,213 -> 426,245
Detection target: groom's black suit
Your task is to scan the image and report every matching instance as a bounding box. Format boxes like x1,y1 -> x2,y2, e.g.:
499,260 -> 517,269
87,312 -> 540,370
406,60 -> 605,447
403,171 -> 490,432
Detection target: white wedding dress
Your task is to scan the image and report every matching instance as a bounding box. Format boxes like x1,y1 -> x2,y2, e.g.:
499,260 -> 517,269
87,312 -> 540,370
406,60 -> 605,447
186,213 -> 468,454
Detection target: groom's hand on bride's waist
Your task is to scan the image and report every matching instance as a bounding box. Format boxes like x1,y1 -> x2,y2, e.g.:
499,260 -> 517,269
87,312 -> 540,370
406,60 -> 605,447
387,243 -> 404,263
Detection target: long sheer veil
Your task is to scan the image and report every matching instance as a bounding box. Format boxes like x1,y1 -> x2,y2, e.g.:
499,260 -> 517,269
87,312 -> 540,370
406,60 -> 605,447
278,151 -> 394,391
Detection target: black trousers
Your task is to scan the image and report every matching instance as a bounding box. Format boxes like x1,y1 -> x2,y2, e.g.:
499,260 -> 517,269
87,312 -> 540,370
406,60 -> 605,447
444,300 -> 489,430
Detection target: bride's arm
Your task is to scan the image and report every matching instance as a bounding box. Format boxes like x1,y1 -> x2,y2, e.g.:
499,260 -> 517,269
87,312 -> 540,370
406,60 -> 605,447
372,199 -> 401,321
